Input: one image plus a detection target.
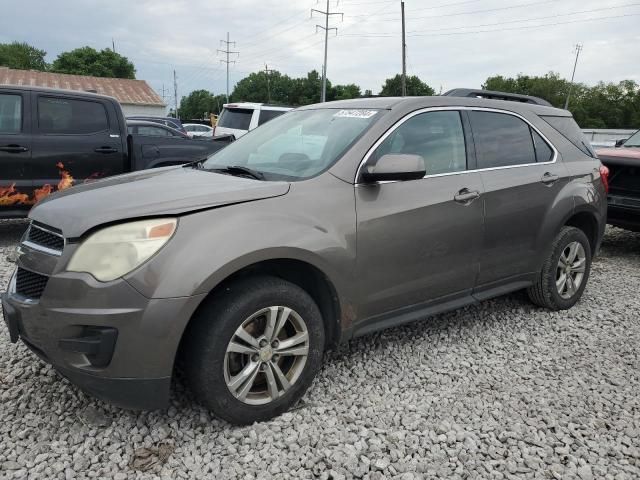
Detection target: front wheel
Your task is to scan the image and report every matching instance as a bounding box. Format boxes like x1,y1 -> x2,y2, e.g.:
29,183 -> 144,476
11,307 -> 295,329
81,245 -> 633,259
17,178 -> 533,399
183,276 -> 325,424
527,226 -> 592,310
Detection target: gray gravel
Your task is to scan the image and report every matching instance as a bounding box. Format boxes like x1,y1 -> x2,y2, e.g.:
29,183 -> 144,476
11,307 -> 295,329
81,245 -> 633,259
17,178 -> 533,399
1,220 -> 640,480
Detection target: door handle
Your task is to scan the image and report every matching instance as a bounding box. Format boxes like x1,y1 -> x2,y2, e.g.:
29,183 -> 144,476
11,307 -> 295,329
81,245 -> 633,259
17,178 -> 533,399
94,146 -> 118,154
454,188 -> 481,204
0,145 -> 29,153
541,172 -> 559,185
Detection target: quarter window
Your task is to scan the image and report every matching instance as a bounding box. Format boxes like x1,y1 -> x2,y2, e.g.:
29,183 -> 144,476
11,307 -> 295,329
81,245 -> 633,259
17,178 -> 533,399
38,97 -> 109,134
532,129 -> 554,162
470,111 -> 536,168
0,94 -> 22,134
371,111 -> 467,176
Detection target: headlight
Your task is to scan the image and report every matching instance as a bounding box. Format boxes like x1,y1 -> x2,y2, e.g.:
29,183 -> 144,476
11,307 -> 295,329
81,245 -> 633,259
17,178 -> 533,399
67,218 -> 177,282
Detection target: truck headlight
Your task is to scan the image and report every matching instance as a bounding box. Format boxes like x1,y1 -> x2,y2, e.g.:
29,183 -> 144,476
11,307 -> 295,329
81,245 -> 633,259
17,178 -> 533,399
67,218 -> 177,282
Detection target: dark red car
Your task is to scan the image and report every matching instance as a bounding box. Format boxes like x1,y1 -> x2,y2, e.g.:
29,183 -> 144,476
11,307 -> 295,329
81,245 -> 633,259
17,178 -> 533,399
597,129 -> 640,231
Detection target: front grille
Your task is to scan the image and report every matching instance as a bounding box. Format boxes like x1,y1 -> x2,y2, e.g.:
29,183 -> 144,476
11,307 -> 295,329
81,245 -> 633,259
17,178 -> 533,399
25,223 -> 64,253
15,268 -> 49,299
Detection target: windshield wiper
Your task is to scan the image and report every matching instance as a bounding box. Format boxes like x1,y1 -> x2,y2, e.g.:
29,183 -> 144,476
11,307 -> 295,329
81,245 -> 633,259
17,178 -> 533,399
183,158 -> 205,169
209,165 -> 265,180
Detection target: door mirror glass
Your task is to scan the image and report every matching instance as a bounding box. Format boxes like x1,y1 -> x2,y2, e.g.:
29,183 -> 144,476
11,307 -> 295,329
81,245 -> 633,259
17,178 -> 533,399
361,154 -> 426,182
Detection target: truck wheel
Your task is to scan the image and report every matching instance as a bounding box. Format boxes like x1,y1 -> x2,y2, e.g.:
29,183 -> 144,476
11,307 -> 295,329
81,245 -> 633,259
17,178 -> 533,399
527,226 -> 592,310
183,276 -> 325,425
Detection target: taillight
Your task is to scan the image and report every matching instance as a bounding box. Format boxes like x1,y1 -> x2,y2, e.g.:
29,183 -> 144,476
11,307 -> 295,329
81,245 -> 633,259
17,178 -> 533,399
599,165 -> 610,194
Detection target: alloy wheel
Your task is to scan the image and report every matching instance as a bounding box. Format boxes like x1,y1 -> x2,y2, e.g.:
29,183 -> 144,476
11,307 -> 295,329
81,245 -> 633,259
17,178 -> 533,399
556,241 -> 586,299
224,306 -> 309,405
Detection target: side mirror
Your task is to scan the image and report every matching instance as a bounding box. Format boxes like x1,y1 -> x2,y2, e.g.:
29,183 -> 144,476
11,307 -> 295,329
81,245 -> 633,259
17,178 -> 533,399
361,154 -> 426,183
615,139 -> 626,148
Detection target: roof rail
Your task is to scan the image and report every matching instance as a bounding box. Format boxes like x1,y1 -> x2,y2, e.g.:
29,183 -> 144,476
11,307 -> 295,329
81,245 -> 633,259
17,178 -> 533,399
442,88 -> 552,107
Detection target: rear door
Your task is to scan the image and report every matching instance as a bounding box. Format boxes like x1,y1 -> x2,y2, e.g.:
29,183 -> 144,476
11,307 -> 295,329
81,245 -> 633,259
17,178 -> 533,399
0,89 -> 32,214
468,109 -> 569,290
215,107 -> 254,138
30,93 -> 124,201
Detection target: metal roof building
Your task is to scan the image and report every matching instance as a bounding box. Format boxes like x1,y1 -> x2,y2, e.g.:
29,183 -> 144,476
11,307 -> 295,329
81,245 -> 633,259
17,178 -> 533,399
0,66 -> 166,116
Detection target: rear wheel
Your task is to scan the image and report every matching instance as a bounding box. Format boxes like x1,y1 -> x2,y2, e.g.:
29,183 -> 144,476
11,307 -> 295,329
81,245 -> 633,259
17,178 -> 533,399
183,276 -> 325,424
527,226 -> 592,310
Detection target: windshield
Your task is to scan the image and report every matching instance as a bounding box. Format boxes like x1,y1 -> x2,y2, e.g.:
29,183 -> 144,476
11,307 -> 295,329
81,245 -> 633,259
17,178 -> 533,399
625,130 -> 640,147
203,108 -> 380,180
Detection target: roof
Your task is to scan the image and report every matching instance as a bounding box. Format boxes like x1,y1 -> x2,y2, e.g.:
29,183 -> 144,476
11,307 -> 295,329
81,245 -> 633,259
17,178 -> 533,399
0,67 -> 165,107
298,96 -> 569,116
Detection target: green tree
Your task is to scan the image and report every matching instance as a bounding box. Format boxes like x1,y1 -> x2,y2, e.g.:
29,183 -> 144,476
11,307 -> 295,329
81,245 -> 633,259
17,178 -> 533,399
379,74 -> 435,96
481,72 -> 640,128
0,42 -> 47,70
178,90 -> 227,119
51,47 -> 135,79
329,83 -> 362,101
482,72 -> 572,108
231,70 -> 295,105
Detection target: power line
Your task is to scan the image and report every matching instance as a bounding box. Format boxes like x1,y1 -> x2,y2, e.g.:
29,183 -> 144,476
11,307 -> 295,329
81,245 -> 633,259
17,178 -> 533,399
218,32 -> 239,102
340,12 -> 640,37
312,0 -> 344,103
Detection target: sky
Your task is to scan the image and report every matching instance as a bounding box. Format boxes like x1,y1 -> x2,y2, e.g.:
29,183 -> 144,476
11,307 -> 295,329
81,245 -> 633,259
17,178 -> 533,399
2,0 -> 639,109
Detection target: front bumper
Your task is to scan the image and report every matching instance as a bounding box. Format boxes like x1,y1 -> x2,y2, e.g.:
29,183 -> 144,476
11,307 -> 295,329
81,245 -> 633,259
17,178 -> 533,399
2,262 -> 206,410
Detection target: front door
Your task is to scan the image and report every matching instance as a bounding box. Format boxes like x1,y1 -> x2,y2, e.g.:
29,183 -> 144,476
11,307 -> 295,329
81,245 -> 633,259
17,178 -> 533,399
0,89 -> 32,215
355,110 -> 484,322
30,93 -> 123,201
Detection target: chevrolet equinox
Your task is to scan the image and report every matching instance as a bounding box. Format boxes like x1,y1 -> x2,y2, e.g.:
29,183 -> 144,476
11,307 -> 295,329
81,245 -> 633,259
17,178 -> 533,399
2,92 -> 608,424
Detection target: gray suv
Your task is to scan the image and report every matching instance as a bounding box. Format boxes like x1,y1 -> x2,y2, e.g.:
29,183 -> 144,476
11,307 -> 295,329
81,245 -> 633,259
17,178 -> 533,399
2,92 -> 608,424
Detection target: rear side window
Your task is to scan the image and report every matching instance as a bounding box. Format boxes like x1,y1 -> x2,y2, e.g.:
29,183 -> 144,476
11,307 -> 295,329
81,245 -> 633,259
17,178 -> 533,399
532,129 -> 554,162
0,94 -> 22,133
541,115 -> 596,157
258,109 -> 286,126
38,97 -> 109,134
218,108 -> 253,130
470,111 -> 536,168
371,110 -> 467,175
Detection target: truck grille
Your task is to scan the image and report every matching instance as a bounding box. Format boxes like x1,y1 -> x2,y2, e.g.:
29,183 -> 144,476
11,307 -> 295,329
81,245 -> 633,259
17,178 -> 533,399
24,223 -> 64,254
16,268 -> 49,299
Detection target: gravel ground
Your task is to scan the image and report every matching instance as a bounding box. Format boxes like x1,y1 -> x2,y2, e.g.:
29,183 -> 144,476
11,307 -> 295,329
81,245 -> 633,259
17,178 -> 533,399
1,220 -> 639,480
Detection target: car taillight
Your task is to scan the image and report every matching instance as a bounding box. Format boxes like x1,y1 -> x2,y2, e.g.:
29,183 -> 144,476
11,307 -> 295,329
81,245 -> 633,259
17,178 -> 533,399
599,165 -> 610,194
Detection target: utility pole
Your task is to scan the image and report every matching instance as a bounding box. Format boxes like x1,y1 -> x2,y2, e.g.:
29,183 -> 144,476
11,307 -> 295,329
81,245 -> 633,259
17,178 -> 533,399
401,1 -> 407,97
312,1 -> 343,103
173,70 -> 178,119
218,32 -> 239,103
564,43 -> 583,110
112,38 -> 116,53
264,64 -> 275,103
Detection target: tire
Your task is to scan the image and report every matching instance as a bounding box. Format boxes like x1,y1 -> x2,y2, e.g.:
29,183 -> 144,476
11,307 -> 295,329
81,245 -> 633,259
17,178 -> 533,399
527,226 -> 592,310
183,276 -> 325,425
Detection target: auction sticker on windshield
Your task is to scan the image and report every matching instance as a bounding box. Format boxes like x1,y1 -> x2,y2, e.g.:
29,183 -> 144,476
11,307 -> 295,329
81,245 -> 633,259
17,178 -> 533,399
333,110 -> 378,119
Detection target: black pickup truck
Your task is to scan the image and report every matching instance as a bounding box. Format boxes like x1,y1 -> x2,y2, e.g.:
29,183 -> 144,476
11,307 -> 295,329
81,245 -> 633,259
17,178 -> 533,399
597,129 -> 640,232
0,85 -> 227,218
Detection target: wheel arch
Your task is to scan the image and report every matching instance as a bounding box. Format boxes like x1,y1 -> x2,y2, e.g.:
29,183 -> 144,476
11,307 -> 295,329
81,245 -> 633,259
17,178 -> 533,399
178,254 -> 346,365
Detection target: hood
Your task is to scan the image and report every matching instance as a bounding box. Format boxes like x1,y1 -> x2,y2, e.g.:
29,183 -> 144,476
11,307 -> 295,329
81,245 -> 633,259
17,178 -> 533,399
30,166 -> 290,237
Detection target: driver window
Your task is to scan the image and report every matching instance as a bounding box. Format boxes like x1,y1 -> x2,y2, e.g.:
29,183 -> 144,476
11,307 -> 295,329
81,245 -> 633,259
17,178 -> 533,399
371,111 -> 467,175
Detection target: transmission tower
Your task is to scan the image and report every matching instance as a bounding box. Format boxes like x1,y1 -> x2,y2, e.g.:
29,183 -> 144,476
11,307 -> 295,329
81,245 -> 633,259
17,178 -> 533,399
218,32 -> 239,103
312,1 -> 343,103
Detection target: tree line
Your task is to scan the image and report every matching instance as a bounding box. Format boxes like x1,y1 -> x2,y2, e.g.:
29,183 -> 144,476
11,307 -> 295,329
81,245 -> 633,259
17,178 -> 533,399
0,41 -> 135,79
178,72 -> 433,118
2,41 -> 638,128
